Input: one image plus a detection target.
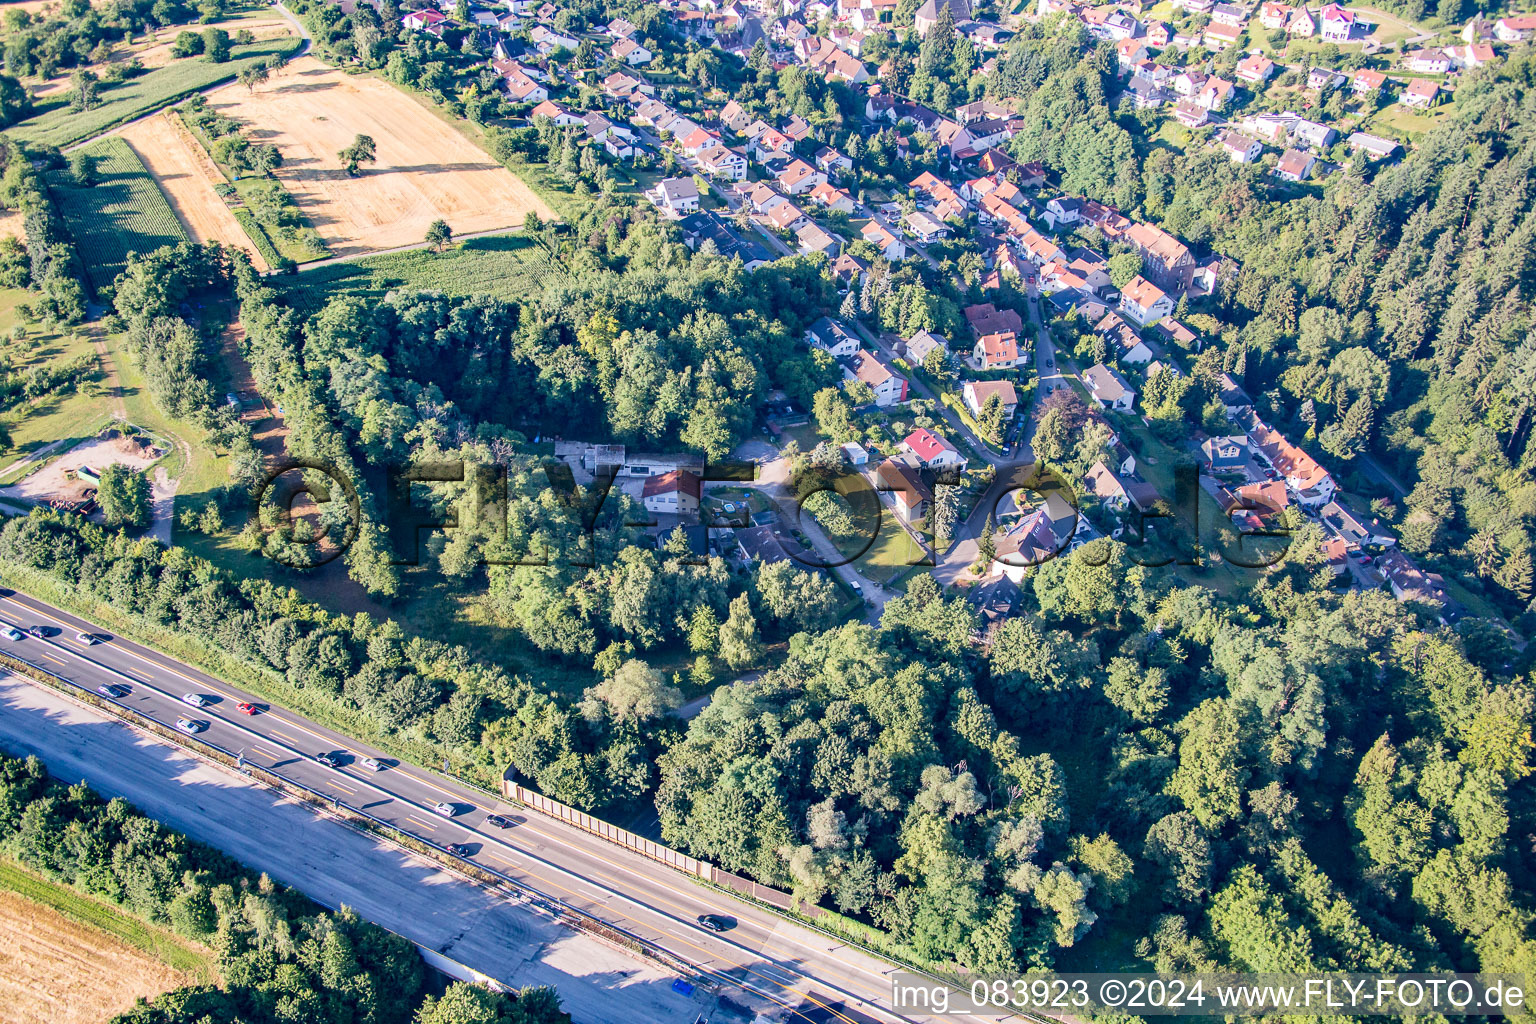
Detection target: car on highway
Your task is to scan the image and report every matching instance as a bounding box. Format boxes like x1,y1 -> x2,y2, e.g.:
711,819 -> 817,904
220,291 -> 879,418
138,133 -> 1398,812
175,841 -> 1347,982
26,626 -> 47,638
315,751 -> 344,769
432,801 -> 456,817
3,627 -> 21,641
696,914 -> 732,932
234,701 -> 262,715
358,756 -> 384,772
485,813 -> 513,829
96,684 -> 129,699
75,632 -> 98,645
445,843 -> 472,857
175,717 -> 207,734
181,693 -> 210,708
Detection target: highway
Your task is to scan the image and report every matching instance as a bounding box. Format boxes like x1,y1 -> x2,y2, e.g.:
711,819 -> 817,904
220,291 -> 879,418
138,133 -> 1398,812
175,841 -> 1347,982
0,585 -> 1013,1024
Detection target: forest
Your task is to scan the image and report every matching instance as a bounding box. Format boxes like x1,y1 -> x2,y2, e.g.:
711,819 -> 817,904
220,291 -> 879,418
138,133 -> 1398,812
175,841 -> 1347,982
0,751 -> 570,1024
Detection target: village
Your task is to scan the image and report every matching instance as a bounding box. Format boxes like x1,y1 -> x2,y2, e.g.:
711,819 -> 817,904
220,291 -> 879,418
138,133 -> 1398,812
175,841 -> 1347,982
377,0 -> 1535,633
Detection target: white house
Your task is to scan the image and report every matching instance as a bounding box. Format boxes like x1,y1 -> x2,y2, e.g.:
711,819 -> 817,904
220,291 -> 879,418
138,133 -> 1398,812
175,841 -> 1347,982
1119,276 -> 1174,326
1084,363 -> 1137,411
807,316 -> 860,357
611,38 -> 652,64
1219,131 -> 1264,163
844,349 -> 909,406
1319,3 -> 1356,40
647,177 -> 700,218
641,470 -> 702,514
962,380 -> 1019,419
901,427 -> 968,470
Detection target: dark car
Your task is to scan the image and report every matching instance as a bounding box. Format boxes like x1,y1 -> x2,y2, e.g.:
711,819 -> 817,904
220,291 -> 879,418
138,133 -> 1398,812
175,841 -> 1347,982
696,914 -> 732,933
445,843 -> 472,857
315,751 -> 344,769
485,813 -> 514,829
96,683 -> 129,699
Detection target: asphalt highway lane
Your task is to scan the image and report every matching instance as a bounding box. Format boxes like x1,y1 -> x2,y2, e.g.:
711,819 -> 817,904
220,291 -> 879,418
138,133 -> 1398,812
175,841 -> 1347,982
0,586 -> 1015,1024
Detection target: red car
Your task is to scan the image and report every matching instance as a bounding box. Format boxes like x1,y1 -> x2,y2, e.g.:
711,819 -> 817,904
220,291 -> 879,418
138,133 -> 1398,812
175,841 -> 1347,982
235,702 -> 261,715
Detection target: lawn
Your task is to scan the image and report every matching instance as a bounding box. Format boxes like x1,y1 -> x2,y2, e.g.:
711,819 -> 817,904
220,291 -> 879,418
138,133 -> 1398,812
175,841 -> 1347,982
281,234 -> 560,314
859,514 -> 932,585
47,136 -> 189,294
0,291 -> 111,481
1362,101 -> 1455,143
7,37 -> 302,149
0,860 -> 212,981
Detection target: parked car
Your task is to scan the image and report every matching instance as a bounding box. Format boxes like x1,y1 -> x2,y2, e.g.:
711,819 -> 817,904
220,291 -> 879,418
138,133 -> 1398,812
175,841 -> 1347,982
181,693 -> 210,708
175,717 -> 207,734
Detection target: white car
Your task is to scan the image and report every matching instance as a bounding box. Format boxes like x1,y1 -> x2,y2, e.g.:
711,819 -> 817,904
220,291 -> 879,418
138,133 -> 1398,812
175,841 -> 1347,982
358,757 -> 383,772
181,693 -> 209,708
175,717 -> 207,734
75,632 -> 98,645
2,627 -> 21,642
432,801 -> 456,817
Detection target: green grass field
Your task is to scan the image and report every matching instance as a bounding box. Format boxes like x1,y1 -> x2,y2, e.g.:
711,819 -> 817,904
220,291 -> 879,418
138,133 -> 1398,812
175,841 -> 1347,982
281,234 -> 560,313
0,290 -> 111,480
47,136 -> 189,295
0,860 -> 213,980
8,37 -> 300,149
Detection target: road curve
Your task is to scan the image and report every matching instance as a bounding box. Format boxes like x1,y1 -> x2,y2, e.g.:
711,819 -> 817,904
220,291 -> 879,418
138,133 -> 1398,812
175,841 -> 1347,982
0,585 -> 1015,1024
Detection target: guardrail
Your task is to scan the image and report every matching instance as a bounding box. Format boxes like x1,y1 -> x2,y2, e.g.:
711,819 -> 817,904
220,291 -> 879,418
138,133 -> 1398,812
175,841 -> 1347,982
0,649 -> 705,985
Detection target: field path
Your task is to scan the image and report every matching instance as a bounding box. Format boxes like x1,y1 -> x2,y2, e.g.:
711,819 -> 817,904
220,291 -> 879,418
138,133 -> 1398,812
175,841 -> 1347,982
120,112 -> 269,271
207,57 -> 554,256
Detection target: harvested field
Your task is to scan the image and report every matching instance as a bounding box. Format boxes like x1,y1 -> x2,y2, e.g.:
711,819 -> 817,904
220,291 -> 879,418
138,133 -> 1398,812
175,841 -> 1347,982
0,211 -> 23,244
120,110 -> 269,270
0,888 -> 189,1024
207,58 -> 555,256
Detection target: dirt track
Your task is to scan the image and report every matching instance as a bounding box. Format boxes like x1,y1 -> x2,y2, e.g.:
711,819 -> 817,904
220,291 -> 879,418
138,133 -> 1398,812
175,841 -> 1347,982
208,57 -> 554,256
120,111 -> 269,270
0,889 -> 187,1024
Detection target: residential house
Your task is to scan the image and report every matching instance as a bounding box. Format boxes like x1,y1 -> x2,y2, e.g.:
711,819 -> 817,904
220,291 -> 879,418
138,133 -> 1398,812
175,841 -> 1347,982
1246,416 -> 1336,507
876,459 -> 933,523
402,9 -> 447,32
1211,1 -> 1246,25
1307,67 -> 1346,91
1043,196 -> 1084,229
1120,275 -> 1174,325
678,212 -> 773,271
861,220 -> 907,260
1117,38 -> 1151,67
1347,132 -> 1401,159
697,144 -> 748,180
1203,21 -> 1244,49
1236,53 -> 1277,83
1218,372 -> 1254,413
736,524 -> 789,564
906,329 -> 949,365
844,349 -> 909,406
1146,20 -> 1174,46
1174,100 -> 1212,127
1403,47 -> 1453,73
1274,148 -> 1317,182
765,202 -> 810,233
1201,434 -> 1250,472
1351,68 -> 1386,93
955,99 -> 1011,123
752,127 -> 795,161
1451,42 -> 1497,66
966,303 -> 1024,337
530,99 -> 584,125
1084,460 -> 1132,512
1319,3 -> 1355,40
1495,13 -> 1536,39
1124,222 -> 1195,291
815,146 -> 854,175
611,38 -> 652,64
974,331 -> 1021,369
531,25 -> 582,52
796,222 -> 840,257
914,0 -> 972,34
1084,363 -> 1137,411
962,380 -> 1019,418
901,427 -> 968,470
1097,312 -> 1155,363
903,209 -> 950,244
808,182 -> 855,214
778,159 -> 826,194
677,125 -> 718,157
1173,69 -> 1209,96
1289,6 -> 1318,34
606,17 -> 637,37
831,251 -> 870,288
1219,130 -> 1264,163
502,70 -> 549,103
1196,76 -> 1237,109
1259,1 -> 1292,29
807,316 -> 860,357
719,100 -> 750,132
994,492 -> 1088,579
1293,117 -> 1338,149
1319,500 -> 1396,549
1378,549 -> 1455,620
601,69 -> 653,99
647,177 -> 700,218
1401,79 -> 1441,108
584,113 -> 637,159
1153,317 -> 1198,350
641,470 -> 703,515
